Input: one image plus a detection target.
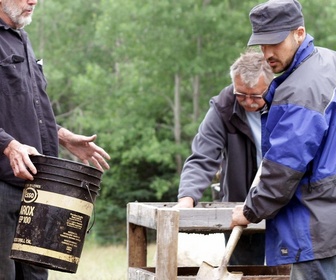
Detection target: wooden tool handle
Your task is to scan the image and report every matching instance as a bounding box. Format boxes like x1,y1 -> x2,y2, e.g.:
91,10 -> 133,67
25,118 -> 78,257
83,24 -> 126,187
219,226 -> 244,273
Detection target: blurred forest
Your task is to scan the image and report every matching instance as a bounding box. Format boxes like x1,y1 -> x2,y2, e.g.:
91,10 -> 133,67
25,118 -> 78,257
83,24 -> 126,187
26,0 -> 336,244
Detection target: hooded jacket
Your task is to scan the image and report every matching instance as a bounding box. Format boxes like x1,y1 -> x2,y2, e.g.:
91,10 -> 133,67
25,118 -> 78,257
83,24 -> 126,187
243,34 -> 336,265
178,85 -> 259,204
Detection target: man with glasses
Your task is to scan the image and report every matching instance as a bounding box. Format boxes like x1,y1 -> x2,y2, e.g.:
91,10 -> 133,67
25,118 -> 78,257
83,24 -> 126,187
174,50 -> 273,265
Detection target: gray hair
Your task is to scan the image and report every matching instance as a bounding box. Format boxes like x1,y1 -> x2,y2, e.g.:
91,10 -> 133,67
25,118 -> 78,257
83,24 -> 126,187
229,50 -> 273,88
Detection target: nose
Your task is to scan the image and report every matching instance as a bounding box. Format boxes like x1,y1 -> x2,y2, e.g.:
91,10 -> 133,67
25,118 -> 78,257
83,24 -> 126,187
261,45 -> 272,60
28,0 -> 37,5
244,96 -> 255,103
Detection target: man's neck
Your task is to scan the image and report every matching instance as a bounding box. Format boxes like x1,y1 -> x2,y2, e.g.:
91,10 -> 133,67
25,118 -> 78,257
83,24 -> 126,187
0,10 -> 21,29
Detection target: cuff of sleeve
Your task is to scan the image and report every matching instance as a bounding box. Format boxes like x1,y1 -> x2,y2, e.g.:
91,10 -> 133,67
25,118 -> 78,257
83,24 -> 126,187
243,205 -> 262,224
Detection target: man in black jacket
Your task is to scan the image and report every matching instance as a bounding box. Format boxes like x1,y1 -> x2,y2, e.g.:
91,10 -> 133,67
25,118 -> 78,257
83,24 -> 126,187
0,1 -> 110,279
175,51 -> 273,265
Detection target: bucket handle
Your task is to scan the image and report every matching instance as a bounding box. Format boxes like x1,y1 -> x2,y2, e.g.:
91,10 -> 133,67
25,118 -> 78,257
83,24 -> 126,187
81,181 -> 96,234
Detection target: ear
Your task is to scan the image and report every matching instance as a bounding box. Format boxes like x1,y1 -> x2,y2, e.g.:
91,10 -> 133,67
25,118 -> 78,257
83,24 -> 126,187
294,27 -> 306,44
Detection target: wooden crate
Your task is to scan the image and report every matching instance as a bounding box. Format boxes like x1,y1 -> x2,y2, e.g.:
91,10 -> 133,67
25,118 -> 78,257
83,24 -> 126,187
127,202 -> 290,280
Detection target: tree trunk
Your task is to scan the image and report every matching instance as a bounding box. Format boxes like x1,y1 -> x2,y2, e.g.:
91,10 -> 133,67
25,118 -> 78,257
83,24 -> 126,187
174,74 -> 182,174
37,0 -> 45,56
192,74 -> 200,122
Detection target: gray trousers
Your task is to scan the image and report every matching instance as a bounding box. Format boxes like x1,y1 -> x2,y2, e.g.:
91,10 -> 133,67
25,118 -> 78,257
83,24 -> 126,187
0,181 -> 48,280
290,255 -> 336,280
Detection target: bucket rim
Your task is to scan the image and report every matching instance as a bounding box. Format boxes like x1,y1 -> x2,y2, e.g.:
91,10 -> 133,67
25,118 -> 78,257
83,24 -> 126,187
28,175 -> 101,194
30,155 -> 103,175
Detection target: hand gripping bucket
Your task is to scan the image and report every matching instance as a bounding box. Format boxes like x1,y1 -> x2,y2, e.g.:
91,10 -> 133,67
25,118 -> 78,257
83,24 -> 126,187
10,155 -> 103,273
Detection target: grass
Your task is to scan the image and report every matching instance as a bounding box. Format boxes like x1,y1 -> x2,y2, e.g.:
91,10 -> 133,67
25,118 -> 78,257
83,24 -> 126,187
49,241 -> 156,280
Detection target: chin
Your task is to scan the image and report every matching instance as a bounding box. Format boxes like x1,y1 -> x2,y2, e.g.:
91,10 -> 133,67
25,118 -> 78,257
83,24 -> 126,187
16,16 -> 32,28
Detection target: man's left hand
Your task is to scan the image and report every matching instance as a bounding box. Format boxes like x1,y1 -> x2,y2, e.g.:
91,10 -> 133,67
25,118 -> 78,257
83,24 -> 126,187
58,128 -> 110,172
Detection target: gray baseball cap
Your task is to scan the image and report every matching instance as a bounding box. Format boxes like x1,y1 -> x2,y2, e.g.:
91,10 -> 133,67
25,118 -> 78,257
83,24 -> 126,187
248,0 -> 304,46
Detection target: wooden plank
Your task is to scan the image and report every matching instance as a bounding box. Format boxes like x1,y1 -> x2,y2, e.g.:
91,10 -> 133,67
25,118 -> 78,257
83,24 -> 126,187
134,202 -> 243,208
127,203 -> 148,268
178,208 -> 265,233
128,203 -> 158,229
128,267 -> 156,280
128,266 -> 290,280
156,208 -> 179,280
128,202 -> 265,233
228,265 -> 291,275
128,267 -> 197,280
127,223 -> 147,267
242,277 -> 289,280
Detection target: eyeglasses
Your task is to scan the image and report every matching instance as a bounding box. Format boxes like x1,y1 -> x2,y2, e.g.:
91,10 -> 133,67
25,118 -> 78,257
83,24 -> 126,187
233,89 -> 267,101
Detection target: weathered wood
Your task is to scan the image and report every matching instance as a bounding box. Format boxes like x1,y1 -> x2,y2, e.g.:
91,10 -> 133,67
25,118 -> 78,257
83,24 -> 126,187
127,202 -> 289,280
127,204 -> 148,268
178,208 -> 264,233
127,223 -> 147,267
128,266 -> 291,280
128,267 -> 197,280
156,208 -> 179,280
127,202 -> 265,233
128,203 -> 158,229
128,267 -> 155,280
228,265 -> 291,277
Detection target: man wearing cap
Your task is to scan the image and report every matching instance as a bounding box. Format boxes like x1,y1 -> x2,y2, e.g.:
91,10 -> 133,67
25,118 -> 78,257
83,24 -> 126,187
230,0 -> 336,279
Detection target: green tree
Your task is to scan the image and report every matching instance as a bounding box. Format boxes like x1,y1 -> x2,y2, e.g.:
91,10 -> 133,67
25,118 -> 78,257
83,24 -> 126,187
91,0 -> 255,243
25,0 -> 336,244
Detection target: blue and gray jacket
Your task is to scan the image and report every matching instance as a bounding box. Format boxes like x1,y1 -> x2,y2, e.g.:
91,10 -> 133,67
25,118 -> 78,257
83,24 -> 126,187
243,34 -> 336,266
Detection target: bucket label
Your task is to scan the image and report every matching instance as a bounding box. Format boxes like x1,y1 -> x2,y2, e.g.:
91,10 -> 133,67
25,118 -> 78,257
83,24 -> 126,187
19,205 -> 35,216
12,183 -> 95,272
13,201 -> 89,261
11,243 -> 80,264
67,213 -> 84,230
22,187 -> 93,216
18,186 -> 39,225
18,206 -> 35,225
23,186 -> 38,203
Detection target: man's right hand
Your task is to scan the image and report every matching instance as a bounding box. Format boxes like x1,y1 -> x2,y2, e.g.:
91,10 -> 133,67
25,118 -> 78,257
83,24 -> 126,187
3,140 -> 40,181
173,197 -> 194,209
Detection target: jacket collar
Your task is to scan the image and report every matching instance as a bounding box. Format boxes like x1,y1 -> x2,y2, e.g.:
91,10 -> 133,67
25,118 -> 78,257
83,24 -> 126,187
0,18 -> 11,30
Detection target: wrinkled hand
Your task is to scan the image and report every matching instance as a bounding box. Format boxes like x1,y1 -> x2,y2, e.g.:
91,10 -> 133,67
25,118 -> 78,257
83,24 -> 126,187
3,140 -> 40,180
173,197 -> 194,209
58,128 -> 110,172
230,205 -> 250,228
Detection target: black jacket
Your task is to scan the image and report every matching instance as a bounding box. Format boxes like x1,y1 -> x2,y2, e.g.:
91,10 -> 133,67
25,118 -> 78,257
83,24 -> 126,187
0,20 -> 58,187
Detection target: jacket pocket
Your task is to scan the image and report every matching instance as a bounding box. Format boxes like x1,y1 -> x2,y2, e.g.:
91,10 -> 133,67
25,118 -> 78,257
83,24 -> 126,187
0,54 -> 26,96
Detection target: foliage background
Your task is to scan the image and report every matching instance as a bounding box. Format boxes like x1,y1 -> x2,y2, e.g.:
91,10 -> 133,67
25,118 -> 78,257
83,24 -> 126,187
26,0 -> 336,244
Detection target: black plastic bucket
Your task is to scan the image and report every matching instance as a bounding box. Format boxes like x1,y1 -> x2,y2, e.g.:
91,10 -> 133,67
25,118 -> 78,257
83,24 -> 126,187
10,155 -> 103,273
